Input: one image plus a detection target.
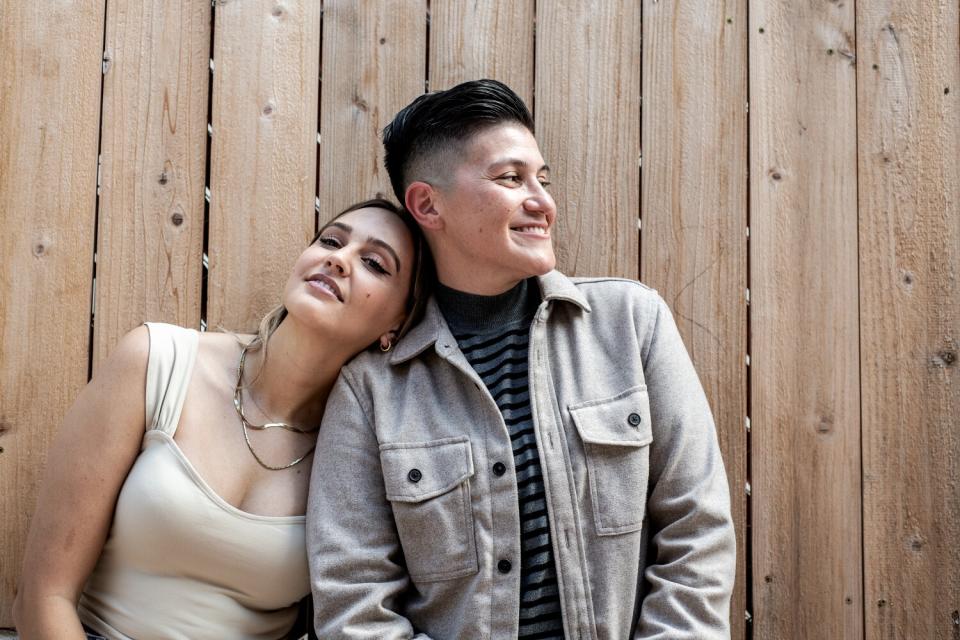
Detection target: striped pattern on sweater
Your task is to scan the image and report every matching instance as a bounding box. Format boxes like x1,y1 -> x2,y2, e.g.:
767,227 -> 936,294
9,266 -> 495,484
453,321 -> 565,639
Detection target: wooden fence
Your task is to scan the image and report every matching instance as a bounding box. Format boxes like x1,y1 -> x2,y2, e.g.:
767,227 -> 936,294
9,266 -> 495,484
1,1 -> 957,637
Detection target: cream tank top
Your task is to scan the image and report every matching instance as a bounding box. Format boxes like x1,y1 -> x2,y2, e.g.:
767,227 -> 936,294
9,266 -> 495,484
78,323 -> 309,640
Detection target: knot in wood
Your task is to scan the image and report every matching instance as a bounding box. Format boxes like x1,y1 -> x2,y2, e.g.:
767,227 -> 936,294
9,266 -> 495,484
272,5 -> 284,18
816,415 -> 833,434
379,37 -> 386,44
262,102 -> 275,116
171,212 -> 185,226
32,242 -> 46,257
159,171 -> 168,185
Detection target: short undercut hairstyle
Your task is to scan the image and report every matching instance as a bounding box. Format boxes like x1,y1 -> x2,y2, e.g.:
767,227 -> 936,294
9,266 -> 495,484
382,79 -> 535,204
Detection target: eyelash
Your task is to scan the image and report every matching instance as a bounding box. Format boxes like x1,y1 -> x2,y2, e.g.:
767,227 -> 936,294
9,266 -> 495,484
317,236 -> 391,276
500,174 -> 551,188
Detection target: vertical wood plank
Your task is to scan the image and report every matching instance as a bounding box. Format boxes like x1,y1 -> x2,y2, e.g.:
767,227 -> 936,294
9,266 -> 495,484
0,1 -> 105,625
640,1 -> 748,636
535,0 -> 640,280
317,0 -> 426,220
92,0 -> 210,370
207,0 -> 320,332
749,1 -> 863,638
428,0 -> 534,103
858,1 -> 960,637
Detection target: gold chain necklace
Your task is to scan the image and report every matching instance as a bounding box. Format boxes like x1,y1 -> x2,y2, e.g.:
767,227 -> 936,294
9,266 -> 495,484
234,343 -> 317,471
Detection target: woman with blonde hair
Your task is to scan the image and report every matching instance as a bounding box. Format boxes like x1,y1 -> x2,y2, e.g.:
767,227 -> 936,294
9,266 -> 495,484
13,198 -> 432,640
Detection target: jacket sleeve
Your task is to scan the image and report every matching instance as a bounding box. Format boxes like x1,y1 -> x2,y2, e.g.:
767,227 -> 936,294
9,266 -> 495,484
633,293 -> 736,639
307,370 -> 433,640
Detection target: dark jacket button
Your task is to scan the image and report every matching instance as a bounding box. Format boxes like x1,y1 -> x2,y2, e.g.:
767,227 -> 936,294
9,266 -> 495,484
627,412 -> 642,426
407,468 -> 422,483
492,462 -> 507,476
497,559 -> 512,574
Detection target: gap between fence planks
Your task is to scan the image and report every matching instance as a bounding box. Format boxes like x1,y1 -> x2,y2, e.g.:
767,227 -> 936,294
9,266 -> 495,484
207,0 -> 320,333
317,0 -> 425,223
749,0 -> 864,638
640,1 -> 749,638
92,0 -> 209,370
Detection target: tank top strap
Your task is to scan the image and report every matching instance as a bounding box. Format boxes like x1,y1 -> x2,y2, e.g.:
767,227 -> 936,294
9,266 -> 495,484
143,322 -> 199,438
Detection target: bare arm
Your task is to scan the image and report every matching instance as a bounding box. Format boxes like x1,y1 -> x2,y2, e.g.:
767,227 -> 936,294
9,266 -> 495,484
13,326 -> 150,639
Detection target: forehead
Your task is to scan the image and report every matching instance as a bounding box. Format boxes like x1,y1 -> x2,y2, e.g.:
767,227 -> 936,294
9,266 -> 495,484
459,123 -> 545,169
332,207 -> 413,256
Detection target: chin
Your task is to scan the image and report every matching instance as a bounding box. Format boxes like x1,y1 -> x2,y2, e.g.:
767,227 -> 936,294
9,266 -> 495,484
519,253 -> 556,278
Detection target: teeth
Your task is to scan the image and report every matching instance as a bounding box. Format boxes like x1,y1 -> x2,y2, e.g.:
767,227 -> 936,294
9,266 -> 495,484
515,226 -> 548,234
312,279 -> 339,299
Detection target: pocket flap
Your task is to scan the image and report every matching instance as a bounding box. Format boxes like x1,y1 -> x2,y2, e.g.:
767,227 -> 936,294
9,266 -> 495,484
569,385 -> 653,447
380,436 -> 475,502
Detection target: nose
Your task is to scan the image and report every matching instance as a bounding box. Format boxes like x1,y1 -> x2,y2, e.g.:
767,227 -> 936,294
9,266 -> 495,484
523,184 -> 556,222
324,250 -> 349,276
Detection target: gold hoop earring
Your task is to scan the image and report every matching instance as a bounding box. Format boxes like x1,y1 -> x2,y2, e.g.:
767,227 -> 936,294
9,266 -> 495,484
380,341 -> 392,353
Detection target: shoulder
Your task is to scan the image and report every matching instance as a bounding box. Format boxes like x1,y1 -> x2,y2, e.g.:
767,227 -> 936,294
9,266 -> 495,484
339,348 -> 391,386
568,276 -> 659,298
194,329 -> 253,387
98,325 -> 151,381
566,276 -> 666,319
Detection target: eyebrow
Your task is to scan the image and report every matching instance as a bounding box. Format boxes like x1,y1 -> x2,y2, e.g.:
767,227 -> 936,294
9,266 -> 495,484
322,221 -> 402,274
490,158 -> 551,174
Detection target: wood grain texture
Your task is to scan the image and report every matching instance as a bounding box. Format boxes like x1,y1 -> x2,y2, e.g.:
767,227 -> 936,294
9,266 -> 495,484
207,0 -> 320,332
640,1 -> 748,636
857,1 -> 960,637
0,0 -> 105,625
428,0 -> 534,102
749,1 -> 863,638
92,0 -> 209,371
317,0 -> 426,220
534,0 -> 640,279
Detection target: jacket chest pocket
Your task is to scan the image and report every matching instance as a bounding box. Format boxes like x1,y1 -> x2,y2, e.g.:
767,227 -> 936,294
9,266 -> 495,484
379,436 -> 479,582
569,385 -> 653,536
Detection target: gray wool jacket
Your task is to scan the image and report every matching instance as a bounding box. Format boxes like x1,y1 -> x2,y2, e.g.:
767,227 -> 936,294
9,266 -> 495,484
307,270 -> 736,640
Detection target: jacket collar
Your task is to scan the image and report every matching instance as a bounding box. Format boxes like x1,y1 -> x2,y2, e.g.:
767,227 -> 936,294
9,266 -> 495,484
390,270 -> 591,365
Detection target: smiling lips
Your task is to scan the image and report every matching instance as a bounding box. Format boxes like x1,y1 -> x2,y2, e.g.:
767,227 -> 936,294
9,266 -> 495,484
511,223 -> 550,239
306,273 -> 343,302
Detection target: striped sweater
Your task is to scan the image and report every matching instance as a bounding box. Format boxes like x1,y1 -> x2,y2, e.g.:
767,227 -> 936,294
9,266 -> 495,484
436,279 -> 565,639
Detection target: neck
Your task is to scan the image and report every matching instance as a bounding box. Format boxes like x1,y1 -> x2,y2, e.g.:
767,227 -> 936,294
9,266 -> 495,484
436,271 -> 524,296
239,318 -> 351,429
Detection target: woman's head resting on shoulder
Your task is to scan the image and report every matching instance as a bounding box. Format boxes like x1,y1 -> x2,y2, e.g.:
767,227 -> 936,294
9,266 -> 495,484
255,198 -> 433,358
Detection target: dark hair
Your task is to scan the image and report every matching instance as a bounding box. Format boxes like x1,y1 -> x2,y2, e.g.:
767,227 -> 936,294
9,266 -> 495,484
382,79 -> 534,203
248,198 -> 434,362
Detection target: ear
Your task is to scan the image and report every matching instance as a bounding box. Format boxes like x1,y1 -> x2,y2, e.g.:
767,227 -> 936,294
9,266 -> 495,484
405,181 -> 444,231
378,324 -> 402,351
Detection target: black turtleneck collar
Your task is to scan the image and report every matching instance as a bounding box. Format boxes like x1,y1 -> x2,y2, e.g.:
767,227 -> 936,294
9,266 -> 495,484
434,277 -> 541,335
